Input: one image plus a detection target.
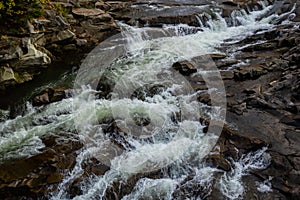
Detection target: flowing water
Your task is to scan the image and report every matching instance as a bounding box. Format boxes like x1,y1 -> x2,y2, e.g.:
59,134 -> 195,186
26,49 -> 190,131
0,1 -> 296,199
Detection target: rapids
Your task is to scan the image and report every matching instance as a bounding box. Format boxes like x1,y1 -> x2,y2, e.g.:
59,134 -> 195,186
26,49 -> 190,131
0,1 -> 296,199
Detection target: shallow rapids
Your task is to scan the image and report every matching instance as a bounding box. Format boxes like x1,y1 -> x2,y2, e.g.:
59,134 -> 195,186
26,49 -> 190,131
0,1 -> 296,199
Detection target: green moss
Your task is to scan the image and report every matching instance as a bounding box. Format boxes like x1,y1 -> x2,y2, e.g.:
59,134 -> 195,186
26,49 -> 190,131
0,0 -> 50,34
52,3 -> 68,18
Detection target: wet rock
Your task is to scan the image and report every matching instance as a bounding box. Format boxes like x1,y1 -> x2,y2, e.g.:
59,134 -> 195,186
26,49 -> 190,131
217,124 -> 267,157
82,158 -> 110,176
118,3 -> 210,27
220,70 -> 234,79
103,169 -> 164,200
241,41 -> 279,52
0,137 -> 83,198
231,102 -> 247,115
234,65 -> 267,80
222,1 -> 238,7
172,172 -> 216,199
205,153 -> 232,171
209,53 -> 228,60
33,92 -> 50,105
131,84 -> 165,100
172,60 -> 197,76
46,172 -> 64,184
216,59 -> 239,69
32,87 -> 70,106
197,93 -> 211,105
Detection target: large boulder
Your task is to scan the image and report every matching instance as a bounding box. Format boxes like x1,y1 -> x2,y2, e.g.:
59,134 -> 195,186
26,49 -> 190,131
19,39 -> 51,67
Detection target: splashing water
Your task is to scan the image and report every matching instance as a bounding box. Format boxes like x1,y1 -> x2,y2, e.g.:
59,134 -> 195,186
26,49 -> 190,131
219,147 -> 271,199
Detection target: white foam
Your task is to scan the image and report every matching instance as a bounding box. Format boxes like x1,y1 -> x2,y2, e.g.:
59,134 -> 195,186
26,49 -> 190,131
219,147 -> 271,199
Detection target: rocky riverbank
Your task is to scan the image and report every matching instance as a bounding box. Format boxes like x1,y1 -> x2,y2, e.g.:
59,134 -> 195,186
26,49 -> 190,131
0,0 -> 120,94
0,0 -> 299,199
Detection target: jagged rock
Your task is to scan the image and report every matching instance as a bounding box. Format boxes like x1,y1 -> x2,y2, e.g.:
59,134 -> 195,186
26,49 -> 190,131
210,53 -> 227,60
116,2 -> 210,27
0,38 -> 23,62
77,0 -> 99,8
76,39 -> 88,46
50,2 -> 74,13
19,39 -> 51,67
107,1 -> 132,12
33,91 -> 50,105
222,1 -> 238,7
218,124 -> 267,156
0,66 -> 16,83
55,14 -> 70,29
132,84 -> 165,100
197,93 -> 211,105
0,139 -> 83,198
95,1 -> 111,11
63,44 -> 77,51
52,29 -> 76,44
205,153 -> 232,171
172,60 -> 197,76
72,8 -> 105,17
90,13 -> 113,24
216,59 -> 239,69
220,70 -> 234,79
46,172 -> 64,184
0,66 -> 33,88
28,17 -> 51,34
241,41 -> 279,52
234,65 -> 267,80
231,102 -> 247,115
32,87 -> 70,106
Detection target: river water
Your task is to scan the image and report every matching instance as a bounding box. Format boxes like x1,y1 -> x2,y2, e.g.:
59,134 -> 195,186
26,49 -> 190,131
0,1 -> 295,199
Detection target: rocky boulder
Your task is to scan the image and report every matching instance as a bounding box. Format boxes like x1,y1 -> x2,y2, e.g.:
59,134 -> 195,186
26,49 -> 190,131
0,66 -> 16,83
19,39 -> 51,67
32,87 -> 72,106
